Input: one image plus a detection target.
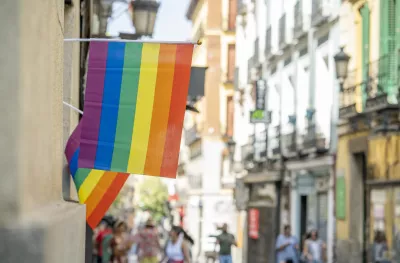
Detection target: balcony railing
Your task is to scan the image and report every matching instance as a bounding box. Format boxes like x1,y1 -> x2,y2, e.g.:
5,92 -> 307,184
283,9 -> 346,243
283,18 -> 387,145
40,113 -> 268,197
293,0 -> 304,39
311,0 -> 327,27
188,174 -> 202,190
339,69 -> 358,119
185,124 -> 200,146
279,14 -> 286,47
272,125 -> 281,156
365,54 -> 400,112
302,124 -> 327,150
265,26 -> 272,57
339,54 -> 400,119
283,132 -> 296,153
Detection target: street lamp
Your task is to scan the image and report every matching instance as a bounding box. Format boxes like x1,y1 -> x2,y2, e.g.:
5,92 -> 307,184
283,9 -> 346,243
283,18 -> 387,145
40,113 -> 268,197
334,47 -> 351,91
120,0 -> 161,39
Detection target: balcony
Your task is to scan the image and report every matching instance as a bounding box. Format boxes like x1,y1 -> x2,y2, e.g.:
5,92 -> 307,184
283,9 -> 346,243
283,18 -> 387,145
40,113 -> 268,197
185,124 -> 200,146
265,26 -> 272,58
364,55 -> 399,113
271,125 -> 281,156
339,69 -> 358,119
302,124 -> 327,153
293,0 -> 305,39
283,131 -> 297,154
188,174 -> 202,190
311,0 -> 328,27
279,14 -> 287,49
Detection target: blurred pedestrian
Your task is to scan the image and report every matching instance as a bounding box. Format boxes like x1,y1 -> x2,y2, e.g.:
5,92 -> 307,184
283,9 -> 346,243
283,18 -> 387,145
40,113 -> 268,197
216,223 -> 237,263
95,216 -> 114,263
371,230 -> 390,263
135,218 -> 161,263
110,220 -> 134,263
162,226 -> 193,263
302,229 -> 326,263
276,225 -> 299,263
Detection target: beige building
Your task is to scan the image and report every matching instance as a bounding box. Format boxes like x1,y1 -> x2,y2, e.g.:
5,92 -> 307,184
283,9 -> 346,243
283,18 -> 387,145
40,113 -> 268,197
0,0 -> 88,262
177,0 -> 237,259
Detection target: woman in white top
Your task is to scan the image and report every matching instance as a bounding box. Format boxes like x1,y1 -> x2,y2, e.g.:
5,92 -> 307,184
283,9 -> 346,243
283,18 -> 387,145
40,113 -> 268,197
302,229 -> 326,263
163,226 -> 191,263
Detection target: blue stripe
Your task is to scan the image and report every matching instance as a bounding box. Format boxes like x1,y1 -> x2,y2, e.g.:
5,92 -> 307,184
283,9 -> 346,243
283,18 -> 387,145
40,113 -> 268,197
94,42 -> 126,170
69,148 -> 80,178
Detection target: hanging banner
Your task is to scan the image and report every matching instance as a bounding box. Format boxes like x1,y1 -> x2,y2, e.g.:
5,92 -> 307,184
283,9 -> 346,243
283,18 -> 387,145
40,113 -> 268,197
248,208 -> 259,239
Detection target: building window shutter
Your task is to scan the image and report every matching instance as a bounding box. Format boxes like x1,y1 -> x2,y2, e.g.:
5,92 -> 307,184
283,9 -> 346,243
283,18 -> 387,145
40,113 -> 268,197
228,44 -> 236,82
360,4 -> 370,109
226,95 -> 234,137
380,0 -> 397,101
228,0 -> 237,31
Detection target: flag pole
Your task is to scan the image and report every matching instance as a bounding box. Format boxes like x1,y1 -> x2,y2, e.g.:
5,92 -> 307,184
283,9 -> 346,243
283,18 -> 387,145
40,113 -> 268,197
64,38 -> 202,45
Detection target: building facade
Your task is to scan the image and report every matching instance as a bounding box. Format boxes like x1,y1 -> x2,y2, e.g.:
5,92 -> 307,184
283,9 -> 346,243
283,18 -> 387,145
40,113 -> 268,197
336,1 -> 400,263
179,0 -> 238,260
234,0 -> 340,262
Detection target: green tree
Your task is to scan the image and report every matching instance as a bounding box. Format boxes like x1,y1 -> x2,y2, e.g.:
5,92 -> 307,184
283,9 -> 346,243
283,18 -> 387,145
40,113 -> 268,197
137,177 -> 169,222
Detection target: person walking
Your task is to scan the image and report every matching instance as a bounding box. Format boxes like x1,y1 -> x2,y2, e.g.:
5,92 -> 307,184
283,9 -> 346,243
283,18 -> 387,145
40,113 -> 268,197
276,225 -> 299,263
216,223 -> 237,263
110,221 -> 134,263
95,216 -> 114,263
371,230 -> 390,263
163,226 -> 192,263
134,218 -> 161,263
302,229 -> 326,263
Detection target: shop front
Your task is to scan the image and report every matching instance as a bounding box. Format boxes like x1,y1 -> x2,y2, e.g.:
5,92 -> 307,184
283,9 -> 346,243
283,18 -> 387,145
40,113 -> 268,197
286,156 -> 335,261
243,170 -> 287,263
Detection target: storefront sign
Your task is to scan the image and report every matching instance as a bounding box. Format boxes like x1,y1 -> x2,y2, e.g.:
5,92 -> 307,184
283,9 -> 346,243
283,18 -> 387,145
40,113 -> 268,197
336,172 -> 346,220
248,208 -> 259,239
255,79 -> 266,110
249,109 -> 271,124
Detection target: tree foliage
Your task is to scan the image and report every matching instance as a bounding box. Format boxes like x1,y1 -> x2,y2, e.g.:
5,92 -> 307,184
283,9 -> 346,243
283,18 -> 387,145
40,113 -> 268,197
137,177 -> 169,222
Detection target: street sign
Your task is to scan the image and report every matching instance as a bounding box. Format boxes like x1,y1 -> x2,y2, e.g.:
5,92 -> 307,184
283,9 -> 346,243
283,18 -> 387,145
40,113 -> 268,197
255,79 -> 266,110
250,110 -> 271,124
248,208 -> 259,239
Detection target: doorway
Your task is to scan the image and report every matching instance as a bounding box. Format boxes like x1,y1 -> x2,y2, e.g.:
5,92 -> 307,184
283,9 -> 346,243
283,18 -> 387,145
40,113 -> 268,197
300,195 -> 308,250
352,152 -> 368,263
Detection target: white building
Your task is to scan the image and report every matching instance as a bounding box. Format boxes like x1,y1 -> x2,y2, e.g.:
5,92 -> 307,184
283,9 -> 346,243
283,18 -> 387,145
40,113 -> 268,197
234,0 -> 340,262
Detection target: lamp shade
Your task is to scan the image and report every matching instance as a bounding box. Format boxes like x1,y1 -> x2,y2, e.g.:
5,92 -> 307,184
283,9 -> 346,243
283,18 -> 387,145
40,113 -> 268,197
333,47 -> 350,81
131,0 -> 160,36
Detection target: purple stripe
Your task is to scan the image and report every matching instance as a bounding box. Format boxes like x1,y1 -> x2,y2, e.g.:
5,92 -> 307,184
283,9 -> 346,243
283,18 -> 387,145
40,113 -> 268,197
65,121 -> 82,163
78,41 -> 109,168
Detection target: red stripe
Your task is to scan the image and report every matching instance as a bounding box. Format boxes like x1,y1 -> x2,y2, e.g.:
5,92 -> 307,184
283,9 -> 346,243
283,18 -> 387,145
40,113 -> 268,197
87,173 -> 129,229
160,44 -> 194,178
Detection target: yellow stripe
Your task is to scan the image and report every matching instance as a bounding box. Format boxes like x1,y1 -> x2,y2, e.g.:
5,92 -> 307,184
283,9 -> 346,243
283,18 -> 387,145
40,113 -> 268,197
127,43 -> 160,174
78,169 -> 104,204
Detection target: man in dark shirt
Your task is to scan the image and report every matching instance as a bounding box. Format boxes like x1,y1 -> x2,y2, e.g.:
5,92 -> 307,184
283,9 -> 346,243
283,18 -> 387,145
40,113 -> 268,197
216,223 -> 237,263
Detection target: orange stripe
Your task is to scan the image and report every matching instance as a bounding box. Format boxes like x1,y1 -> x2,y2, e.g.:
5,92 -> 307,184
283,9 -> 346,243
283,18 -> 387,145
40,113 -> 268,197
144,44 -> 177,176
87,173 -> 129,229
84,171 -> 117,219
160,44 -> 194,178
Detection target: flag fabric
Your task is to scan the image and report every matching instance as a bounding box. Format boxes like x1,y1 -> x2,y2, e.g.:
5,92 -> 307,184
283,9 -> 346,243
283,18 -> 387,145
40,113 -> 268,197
65,40 -> 194,228
65,122 -> 129,229
78,41 -> 194,178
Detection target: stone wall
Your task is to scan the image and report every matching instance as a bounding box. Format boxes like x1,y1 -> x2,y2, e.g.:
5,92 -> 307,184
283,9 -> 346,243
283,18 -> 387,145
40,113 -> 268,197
0,0 -> 86,262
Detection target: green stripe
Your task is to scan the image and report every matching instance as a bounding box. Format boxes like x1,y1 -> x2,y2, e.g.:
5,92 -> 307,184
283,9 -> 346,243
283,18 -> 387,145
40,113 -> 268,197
111,42 -> 143,171
73,168 -> 91,192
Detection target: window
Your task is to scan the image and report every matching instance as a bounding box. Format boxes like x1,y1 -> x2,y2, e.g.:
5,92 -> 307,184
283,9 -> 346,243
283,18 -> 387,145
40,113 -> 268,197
226,95 -> 234,137
227,44 -> 236,82
228,0 -> 237,30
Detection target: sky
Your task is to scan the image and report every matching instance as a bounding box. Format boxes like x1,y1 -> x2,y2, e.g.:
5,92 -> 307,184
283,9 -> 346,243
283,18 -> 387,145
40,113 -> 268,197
108,0 -> 192,41
108,0 -> 192,194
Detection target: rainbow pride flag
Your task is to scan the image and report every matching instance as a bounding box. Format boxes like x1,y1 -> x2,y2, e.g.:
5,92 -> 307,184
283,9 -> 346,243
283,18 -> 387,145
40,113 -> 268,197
65,40 -> 194,228
78,41 -> 194,178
